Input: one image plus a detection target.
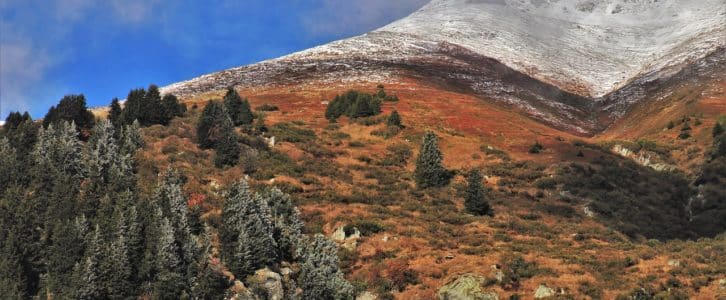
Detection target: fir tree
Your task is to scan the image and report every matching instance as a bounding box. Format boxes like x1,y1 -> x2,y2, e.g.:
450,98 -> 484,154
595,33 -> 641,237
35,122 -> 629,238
140,85 -> 165,126
713,122 -> 724,138
153,216 -> 184,299
296,234 -> 355,300
387,110 -> 402,128
4,111 -> 31,130
103,207 -> 133,299
196,101 -> 228,149
161,94 -> 186,124
0,137 -> 18,191
0,233 -> 28,298
77,226 -> 103,300
108,98 -> 123,129
464,169 -> 492,216
214,116 -> 240,168
122,88 -> 146,126
189,231 -> 231,299
154,169 -> 197,279
223,88 -> 254,126
220,181 -> 251,263
120,120 -> 144,156
414,131 -> 451,188
43,94 -> 95,133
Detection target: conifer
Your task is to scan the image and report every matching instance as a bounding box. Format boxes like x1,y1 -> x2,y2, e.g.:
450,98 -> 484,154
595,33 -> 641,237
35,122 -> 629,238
464,169 -> 492,216
414,131 -> 450,188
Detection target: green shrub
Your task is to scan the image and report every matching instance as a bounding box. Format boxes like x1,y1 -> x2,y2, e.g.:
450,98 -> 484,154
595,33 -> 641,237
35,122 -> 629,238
269,122 -> 316,143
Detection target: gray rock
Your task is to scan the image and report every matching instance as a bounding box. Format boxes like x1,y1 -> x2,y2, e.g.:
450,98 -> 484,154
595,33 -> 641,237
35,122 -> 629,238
534,284 -> 555,299
437,274 -> 498,300
667,259 -> 680,267
356,291 -> 378,300
246,268 -> 284,300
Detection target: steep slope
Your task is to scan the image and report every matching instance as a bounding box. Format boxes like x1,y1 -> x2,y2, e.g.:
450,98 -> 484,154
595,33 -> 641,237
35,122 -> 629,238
161,0 -> 725,136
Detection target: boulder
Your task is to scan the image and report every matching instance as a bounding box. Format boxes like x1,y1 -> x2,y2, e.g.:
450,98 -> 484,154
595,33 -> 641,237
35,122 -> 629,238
356,291 -> 378,300
246,268 -> 284,300
331,225 -> 361,251
534,284 -> 555,299
667,259 -> 680,267
437,274 -> 499,300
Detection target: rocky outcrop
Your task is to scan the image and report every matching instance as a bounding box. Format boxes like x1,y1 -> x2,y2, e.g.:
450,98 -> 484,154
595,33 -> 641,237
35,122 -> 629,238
246,268 -> 284,300
611,144 -> 677,172
437,274 -> 499,300
331,225 -> 361,251
534,284 -> 555,299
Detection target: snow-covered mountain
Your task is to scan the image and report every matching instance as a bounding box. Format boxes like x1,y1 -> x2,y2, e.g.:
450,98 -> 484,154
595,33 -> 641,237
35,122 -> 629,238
162,0 -> 725,135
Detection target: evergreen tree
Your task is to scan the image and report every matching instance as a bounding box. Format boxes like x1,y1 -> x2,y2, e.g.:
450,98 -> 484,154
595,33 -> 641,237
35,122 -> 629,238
387,110 -> 402,127
464,169 -> 492,216
296,234 -> 355,300
189,231 -> 231,299
120,120 -> 144,156
46,220 -> 85,297
154,169 -> 197,279
104,207 -> 133,299
0,233 -> 28,298
153,216 -> 184,299
0,138 -> 18,191
161,94 -> 186,124
43,94 -> 95,133
196,101 -> 228,149
414,131 -> 451,188
122,88 -> 146,126
220,181 -> 251,263
140,85 -> 165,126
108,98 -> 123,129
77,226 -> 103,300
223,88 -> 254,126
4,111 -> 31,130
214,116 -> 240,168
713,122 -> 724,137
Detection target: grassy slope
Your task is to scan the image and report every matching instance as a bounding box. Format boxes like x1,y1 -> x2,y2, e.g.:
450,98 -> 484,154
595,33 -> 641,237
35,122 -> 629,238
113,77 -> 725,298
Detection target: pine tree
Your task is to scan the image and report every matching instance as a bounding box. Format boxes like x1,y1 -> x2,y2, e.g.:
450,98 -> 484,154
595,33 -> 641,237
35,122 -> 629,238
153,216 -> 184,299
713,122 -> 724,138
414,131 -> 450,188
154,169 -> 197,279
196,101 -> 228,149
464,169 -> 492,216
214,116 -> 240,168
120,120 -> 144,156
140,85 -> 165,126
122,88 -> 146,126
77,226 -> 103,300
0,233 -> 28,298
0,137 -> 18,191
162,94 -> 185,124
387,110 -> 402,128
223,88 -> 254,126
103,207 -> 133,299
189,231 -> 231,299
108,98 -> 123,129
43,94 -> 95,133
296,234 -> 355,300
220,181 -> 251,263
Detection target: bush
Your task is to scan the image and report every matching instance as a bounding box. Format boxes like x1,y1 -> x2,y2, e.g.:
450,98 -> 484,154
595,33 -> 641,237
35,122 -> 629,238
269,122 -> 316,143
534,177 -> 558,190
528,142 -> 544,154
255,104 -> 279,111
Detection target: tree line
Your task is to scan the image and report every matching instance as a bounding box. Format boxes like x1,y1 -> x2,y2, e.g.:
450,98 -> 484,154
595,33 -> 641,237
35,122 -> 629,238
0,90 -> 353,299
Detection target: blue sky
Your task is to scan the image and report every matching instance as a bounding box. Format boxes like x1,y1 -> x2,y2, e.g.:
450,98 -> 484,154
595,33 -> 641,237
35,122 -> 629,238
0,0 -> 428,119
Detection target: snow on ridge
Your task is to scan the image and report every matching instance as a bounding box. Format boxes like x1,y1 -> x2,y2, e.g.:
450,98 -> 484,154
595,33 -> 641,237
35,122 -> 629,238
161,0 -> 725,102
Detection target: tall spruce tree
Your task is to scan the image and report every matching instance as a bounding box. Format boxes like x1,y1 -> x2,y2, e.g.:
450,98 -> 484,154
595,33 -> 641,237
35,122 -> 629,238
43,94 -> 95,133
387,110 -> 402,127
0,137 -> 18,191
122,88 -> 146,126
223,88 -> 254,126
464,169 -> 492,216
161,94 -> 186,124
414,131 -> 451,188
108,98 -> 123,130
196,101 -> 228,149
214,116 -> 240,168
296,234 -> 355,300
0,233 -> 28,298
153,216 -> 184,298
76,226 -> 103,300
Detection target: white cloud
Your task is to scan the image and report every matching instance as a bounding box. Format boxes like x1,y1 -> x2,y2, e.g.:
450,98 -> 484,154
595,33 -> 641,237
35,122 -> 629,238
302,0 -> 430,37
0,25 -> 54,116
